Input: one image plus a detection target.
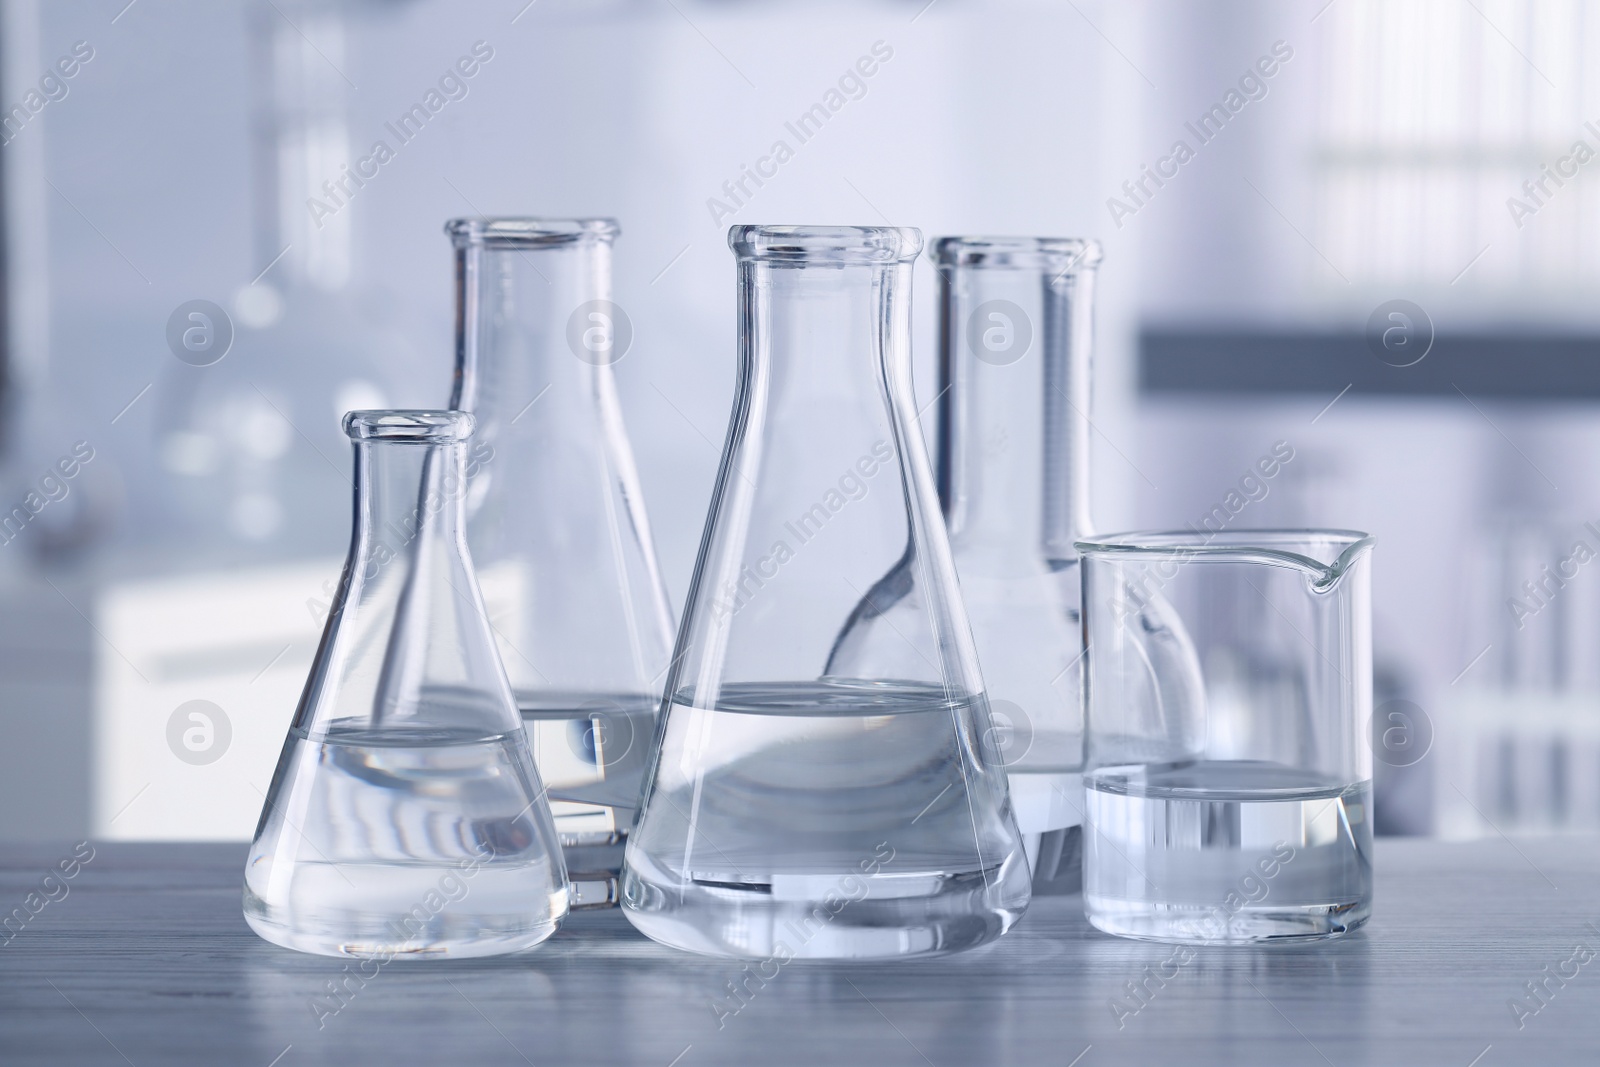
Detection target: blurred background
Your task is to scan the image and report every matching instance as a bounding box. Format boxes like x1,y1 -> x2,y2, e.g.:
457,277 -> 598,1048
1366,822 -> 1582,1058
2,0 -> 1596,842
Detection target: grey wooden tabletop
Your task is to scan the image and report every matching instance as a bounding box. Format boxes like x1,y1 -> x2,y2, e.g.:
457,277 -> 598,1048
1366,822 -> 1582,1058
0,839 -> 1596,1066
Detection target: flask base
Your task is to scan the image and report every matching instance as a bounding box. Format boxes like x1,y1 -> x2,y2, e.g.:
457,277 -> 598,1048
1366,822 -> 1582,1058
243,900 -> 564,959
1085,896 -> 1370,945
242,863 -> 568,959
620,862 -> 1028,960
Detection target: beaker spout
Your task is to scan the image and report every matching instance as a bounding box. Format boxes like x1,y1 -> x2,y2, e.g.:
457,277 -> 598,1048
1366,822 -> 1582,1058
1075,530 -> 1376,593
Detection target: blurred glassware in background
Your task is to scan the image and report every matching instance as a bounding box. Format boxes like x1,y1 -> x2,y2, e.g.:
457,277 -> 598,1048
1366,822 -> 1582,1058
1079,530 -> 1375,943
448,218 -> 675,905
622,225 -> 1030,959
933,235 -> 1100,895
73,0 -> 421,846
1441,516 -> 1600,838
11,0 -> 1587,850
245,410 -> 568,958
151,0 -> 392,566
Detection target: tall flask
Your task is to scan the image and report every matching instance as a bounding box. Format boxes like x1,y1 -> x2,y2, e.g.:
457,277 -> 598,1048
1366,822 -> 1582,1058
933,237 -> 1101,893
621,225 -> 1030,960
447,218 -> 675,902
244,411 -> 568,958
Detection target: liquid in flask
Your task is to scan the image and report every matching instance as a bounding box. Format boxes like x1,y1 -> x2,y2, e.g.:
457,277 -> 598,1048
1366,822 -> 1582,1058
621,226 -> 1031,960
244,411 -> 568,958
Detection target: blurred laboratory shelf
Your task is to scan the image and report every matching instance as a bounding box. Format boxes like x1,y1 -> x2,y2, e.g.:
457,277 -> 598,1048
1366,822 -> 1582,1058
1,839 -> 1597,1066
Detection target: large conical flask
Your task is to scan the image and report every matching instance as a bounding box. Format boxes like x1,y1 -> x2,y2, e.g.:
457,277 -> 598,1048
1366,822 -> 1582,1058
621,225 -> 1031,960
447,218 -> 675,899
933,237 -> 1101,894
244,411 -> 569,958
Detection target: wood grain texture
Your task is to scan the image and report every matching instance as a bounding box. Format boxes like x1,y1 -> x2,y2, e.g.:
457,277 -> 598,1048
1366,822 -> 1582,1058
1,840 -> 1597,1066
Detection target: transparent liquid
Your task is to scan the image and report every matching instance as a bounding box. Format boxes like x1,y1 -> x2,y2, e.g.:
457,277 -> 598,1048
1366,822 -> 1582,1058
621,681 -> 1031,959
520,693 -> 657,906
1083,760 -> 1372,943
245,726 -> 568,958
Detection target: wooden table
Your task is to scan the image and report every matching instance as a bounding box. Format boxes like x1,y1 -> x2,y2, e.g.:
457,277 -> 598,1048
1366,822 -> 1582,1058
1,840 -> 1596,1065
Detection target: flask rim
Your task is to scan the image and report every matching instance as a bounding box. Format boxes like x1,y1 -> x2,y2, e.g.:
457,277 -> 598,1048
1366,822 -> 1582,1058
1076,528 -> 1374,590
730,224 -> 922,264
933,236 -> 1102,271
343,409 -> 476,442
446,217 -> 619,248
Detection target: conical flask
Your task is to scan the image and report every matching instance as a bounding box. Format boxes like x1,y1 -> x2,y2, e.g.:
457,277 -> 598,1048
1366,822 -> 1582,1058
621,225 -> 1030,960
933,236 -> 1099,893
244,411 -> 569,958
447,218 -> 675,899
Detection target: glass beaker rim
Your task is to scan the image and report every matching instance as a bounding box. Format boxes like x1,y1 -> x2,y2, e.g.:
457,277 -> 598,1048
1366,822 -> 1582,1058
932,235 -> 1103,271
1075,528 -> 1374,587
729,224 -> 922,264
343,409 -> 476,442
445,217 -> 619,248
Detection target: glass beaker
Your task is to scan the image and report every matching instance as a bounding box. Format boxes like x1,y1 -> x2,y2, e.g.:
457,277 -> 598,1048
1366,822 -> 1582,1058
244,411 -> 568,958
447,218 -> 675,903
933,236 -> 1101,894
1077,530 -> 1375,944
620,225 -> 1031,960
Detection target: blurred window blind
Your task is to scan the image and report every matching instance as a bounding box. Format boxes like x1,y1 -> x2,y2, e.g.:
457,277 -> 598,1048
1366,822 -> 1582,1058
1316,0 -> 1600,290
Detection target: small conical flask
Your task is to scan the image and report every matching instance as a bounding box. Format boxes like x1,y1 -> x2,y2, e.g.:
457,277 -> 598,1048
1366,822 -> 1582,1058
244,410 -> 569,958
447,219 -> 675,897
933,237 -> 1101,893
621,226 -> 1031,960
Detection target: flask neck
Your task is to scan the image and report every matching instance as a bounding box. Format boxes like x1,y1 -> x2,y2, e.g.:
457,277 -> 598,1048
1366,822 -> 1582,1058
737,257 -> 915,407
451,230 -> 618,416
352,437 -> 470,562
444,220 -> 675,698
304,411 -> 514,739
938,256 -> 1097,559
